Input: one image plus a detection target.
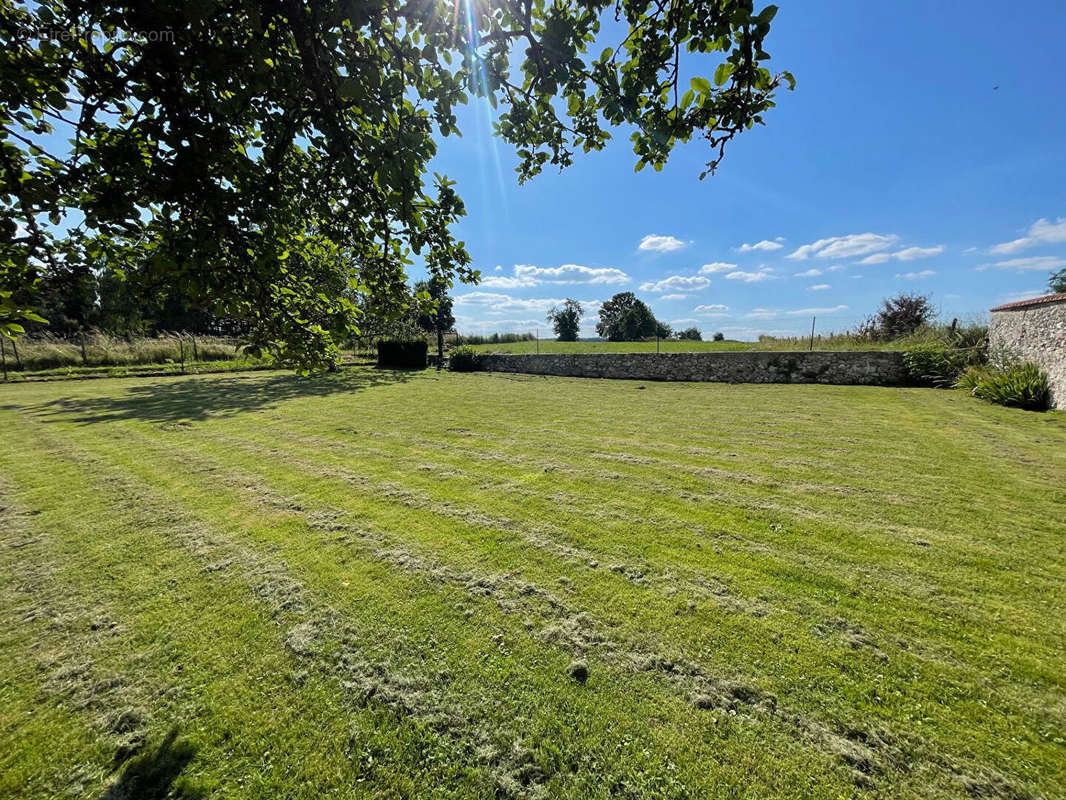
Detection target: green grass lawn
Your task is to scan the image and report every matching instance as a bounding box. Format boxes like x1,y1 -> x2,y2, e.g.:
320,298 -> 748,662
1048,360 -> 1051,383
1,369 -> 1063,799
464,339 -> 903,354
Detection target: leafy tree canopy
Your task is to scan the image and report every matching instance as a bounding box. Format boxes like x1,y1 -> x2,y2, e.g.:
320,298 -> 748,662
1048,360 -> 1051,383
1050,268 -> 1066,294
865,293 -> 934,340
547,298 -> 582,341
675,326 -> 701,340
0,0 -> 791,368
414,276 -> 455,335
596,291 -> 663,341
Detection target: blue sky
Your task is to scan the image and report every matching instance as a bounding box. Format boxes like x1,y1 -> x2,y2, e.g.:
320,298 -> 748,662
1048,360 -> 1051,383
432,0 -> 1066,338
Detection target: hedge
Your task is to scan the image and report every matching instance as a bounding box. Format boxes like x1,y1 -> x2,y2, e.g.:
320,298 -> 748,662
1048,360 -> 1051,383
377,340 -> 428,368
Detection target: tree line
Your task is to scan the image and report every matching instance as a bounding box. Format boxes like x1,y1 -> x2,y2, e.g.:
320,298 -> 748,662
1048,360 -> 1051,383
547,293 -> 711,342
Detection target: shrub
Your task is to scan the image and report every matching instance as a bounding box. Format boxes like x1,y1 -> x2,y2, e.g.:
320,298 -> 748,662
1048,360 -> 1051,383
377,339 -> 427,368
712,332 -> 725,342
676,327 -> 702,341
903,343 -> 970,387
955,366 -> 991,393
963,362 -> 1051,411
447,345 -> 483,372
947,322 -> 987,352
875,293 -> 934,339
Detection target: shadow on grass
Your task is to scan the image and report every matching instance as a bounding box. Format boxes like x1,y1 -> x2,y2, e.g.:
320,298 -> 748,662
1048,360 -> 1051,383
32,367 -> 422,426
99,727 -> 204,800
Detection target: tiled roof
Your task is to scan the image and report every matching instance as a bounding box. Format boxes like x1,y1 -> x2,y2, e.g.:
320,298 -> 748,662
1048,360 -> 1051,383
989,293 -> 1066,312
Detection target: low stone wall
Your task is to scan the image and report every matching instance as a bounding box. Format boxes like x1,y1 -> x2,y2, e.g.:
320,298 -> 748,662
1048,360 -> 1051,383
989,295 -> 1066,409
477,351 -> 908,385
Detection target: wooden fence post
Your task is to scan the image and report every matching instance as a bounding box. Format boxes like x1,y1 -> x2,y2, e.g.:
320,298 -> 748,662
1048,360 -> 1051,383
79,331 -> 88,364
1,338 -> 7,381
178,336 -> 185,373
11,338 -> 21,370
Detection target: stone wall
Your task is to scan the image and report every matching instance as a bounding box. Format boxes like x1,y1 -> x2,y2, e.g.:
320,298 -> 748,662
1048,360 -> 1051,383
476,350 -> 908,385
989,296 -> 1066,409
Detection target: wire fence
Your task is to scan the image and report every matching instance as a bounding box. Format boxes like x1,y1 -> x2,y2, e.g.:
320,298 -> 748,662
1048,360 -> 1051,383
0,331 -> 247,375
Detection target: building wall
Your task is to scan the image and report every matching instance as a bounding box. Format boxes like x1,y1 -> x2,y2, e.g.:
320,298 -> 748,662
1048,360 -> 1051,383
989,299 -> 1066,409
476,351 -> 908,385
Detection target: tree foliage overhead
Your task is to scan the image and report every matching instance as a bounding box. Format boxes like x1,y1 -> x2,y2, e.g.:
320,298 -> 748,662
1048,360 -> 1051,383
0,0 -> 791,368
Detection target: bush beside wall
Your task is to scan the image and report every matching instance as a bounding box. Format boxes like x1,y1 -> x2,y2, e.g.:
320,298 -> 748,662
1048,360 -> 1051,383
447,345 -> 483,372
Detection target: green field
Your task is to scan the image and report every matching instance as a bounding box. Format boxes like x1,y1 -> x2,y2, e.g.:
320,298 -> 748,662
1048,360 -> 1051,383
1,369 -> 1063,799
464,339 -> 903,354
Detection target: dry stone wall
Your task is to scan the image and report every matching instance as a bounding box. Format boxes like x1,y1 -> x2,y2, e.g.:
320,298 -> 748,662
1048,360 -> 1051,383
476,351 -> 908,385
989,297 -> 1066,409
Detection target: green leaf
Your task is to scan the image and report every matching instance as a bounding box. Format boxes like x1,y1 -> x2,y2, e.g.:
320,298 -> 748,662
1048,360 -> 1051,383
714,63 -> 735,86
690,77 -> 711,95
757,5 -> 779,24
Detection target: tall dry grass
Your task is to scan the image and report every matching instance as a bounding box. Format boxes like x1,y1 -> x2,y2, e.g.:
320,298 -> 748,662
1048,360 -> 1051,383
1,332 -> 244,372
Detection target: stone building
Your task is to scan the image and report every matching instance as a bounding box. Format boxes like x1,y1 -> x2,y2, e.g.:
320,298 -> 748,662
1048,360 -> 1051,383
988,293 -> 1066,409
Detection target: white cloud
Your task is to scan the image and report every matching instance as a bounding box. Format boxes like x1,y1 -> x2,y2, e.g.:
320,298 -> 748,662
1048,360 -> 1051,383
860,245 -> 944,264
670,318 -> 699,324
479,275 -> 538,289
454,292 -> 570,315
659,293 -> 688,300
638,234 -> 687,252
786,305 -> 848,316
639,275 -> 711,293
858,253 -> 891,265
826,265 -> 846,272
725,268 -> 775,282
514,264 -> 629,285
894,245 -> 944,261
895,270 -> 936,280
990,217 -> 1066,254
494,265 -> 503,271
787,233 -> 898,260
694,304 -> 730,317
698,262 -> 737,274
981,255 -> 1066,272
478,264 -> 628,288
744,304 -> 850,320
794,268 -> 822,277
454,315 -> 541,333
997,288 -> 1052,304
736,239 -> 784,252
809,284 -> 831,291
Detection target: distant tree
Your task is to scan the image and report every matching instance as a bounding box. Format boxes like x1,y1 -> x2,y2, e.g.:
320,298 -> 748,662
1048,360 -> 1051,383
875,293 -> 934,339
547,299 -> 583,342
596,292 -> 661,341
415,277 -> 455,370
1050,268 -> 1066,294
31,263 -> 98,335
655,320 -> 672,339
676,327 -> 702,341
712,331 -> 725,341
